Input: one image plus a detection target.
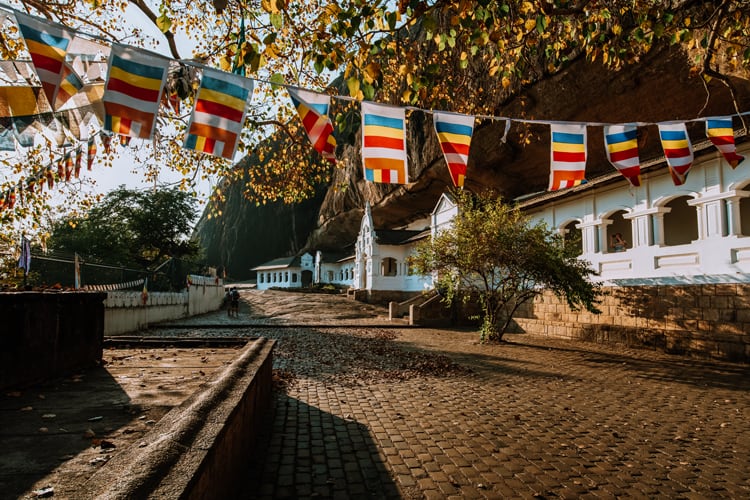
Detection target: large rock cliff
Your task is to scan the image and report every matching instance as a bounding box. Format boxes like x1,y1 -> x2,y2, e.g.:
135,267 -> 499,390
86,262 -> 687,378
195,45 -> 750,279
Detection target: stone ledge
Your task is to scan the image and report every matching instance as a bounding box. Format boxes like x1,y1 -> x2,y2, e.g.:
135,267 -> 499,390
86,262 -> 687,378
79,337 -> 275,499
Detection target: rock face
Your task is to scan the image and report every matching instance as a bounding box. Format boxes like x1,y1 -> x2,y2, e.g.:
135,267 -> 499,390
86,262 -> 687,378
195,45 -> 750,279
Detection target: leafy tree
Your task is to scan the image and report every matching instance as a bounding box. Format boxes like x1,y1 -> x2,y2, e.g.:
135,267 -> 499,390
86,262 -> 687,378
1,0 -> 748,236
47,186 -> 202,289
408,190 -> 601,342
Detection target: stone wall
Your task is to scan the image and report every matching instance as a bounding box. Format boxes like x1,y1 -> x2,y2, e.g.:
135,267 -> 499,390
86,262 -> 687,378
0,291 -> 106,390
513,284 -> 750,363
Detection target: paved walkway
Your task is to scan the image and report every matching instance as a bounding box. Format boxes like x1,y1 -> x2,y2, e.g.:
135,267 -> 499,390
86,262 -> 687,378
168,290 -> 750,500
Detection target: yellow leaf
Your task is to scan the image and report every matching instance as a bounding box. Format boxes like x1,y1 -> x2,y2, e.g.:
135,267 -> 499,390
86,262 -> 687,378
402,89 -> 412,102
346,77 -> 360,97
363,62 -> 381,83
524,19 -> 536,32
501,76 -> 510,88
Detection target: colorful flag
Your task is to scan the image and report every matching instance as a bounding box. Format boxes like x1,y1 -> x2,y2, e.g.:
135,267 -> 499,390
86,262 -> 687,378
14,12 -> 81,109
74,145 -> 82,178
604,124 -> 641,187
433,111 -> 474,188
706,117 -> 744,168
64,149 -> 73,181
184,67 -> 253,160
658,123 -> 693,186
87,136 -> 97,170
361,101 -> 408,184
288,87 -> 336,163
13,115 -> 40,148
549,123 -> 587,191
103,44 -> 169,139
102,132 -> 112,153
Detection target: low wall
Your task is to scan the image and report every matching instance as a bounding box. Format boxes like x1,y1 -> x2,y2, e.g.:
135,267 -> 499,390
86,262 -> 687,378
80,337 -> 275,499
0,291 -> 106,390
513,284 -> 750,363
104,276 -> 225,336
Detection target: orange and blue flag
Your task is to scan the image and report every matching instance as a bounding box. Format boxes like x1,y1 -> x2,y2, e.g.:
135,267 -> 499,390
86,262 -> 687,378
706,117 -> 744,169
288,87 -> 336,163
549,123 -> 587,191
658,123 -> 693,186
103,44 -> 169,139
361,101 -> 408,184
433,112 -> 474,188
604,124 -> 641,187
87,136 -> 97,170
184,68 -> 253,160
15,12 -> 82,109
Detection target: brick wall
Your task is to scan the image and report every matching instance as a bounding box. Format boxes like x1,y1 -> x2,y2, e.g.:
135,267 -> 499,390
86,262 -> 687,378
513,284 -> 750,363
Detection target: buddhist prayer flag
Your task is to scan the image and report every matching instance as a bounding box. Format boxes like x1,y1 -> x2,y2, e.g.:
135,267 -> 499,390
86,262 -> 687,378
706,117 -> 744,168
288,87 -> 336,163
658,123 -> 693,186
87,136 -> 96,170
74,145 -> 82,177
604,124 -> 641,187
0,118 -> 15,151
549,123 -> 587,191
184,67 -> 253,160
361,101 -> 408,184
433,111 -> 474,188
15,12 -> 81,109
103,44 -> 169,139
13,116 -> 39,148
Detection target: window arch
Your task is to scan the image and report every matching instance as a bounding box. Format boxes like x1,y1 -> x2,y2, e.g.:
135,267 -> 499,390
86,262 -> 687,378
736,182 -> 750,236
663,196 -> 698,246
560,220 -> 583,256
381,257 -> 397,276
604,210 -> 631,253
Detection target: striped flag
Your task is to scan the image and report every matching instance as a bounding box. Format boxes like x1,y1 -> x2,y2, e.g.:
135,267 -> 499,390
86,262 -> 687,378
603,124 -> 641,187
433,112 -> 474,188
87,136 -> 97,170
184,68 -> 253,160
706,117 -> 744,168
74,145 -> 82,178
549,123 -> 587,191
658,123 -> 693,186
288,87 -> 336,163
103,44 -> 169,140
361,101 -> 408,184
15,12 -> 82,109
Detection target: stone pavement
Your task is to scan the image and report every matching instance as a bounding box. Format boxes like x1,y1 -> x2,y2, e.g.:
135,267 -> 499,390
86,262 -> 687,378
212,290 -> 750,499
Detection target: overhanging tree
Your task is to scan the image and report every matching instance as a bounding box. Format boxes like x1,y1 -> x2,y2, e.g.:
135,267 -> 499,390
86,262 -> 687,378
408,190 -> 601,342
1,1 -> 748,240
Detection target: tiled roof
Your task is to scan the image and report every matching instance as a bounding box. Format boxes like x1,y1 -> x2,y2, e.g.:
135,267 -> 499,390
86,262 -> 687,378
251,255 -> 299,271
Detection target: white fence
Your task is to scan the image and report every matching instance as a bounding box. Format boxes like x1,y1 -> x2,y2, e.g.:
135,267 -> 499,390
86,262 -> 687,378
104,275 -> 225,335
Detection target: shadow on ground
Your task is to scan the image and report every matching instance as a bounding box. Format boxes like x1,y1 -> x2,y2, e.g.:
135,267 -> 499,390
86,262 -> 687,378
0,368 -> 134,498
242,394 -> 400,499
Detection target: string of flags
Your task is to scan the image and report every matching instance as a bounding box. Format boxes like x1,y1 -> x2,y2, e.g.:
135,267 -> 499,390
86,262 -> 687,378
0,5 -> 748,213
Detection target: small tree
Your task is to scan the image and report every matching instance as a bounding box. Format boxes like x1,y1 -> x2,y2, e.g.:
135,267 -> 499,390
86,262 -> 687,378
409,191 -> 601,342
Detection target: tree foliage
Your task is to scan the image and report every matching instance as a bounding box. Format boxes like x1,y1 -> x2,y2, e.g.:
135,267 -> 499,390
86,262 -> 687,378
47,186 -> 202,288
2,0 -> 749,241
408,190 -> 601,342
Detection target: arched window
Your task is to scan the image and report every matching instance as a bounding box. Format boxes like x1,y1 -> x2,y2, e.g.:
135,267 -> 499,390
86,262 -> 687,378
285,271 -> 289,282
381,257 -> 397,276
664,196 -> 698,246
327,270 -> 334,282
738,184 -> 750,236
561,221 -> 583,256
259,274 -> 264,284
292,273 -> 298,283
605,210 -> 631,253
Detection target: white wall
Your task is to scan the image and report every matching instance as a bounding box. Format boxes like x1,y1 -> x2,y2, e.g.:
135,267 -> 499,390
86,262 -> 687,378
104,275 -> 225,335
526,144 -> 750,284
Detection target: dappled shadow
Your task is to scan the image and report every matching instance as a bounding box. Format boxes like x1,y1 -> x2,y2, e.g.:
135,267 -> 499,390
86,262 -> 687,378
242,394 -> 400,499
501,335 -> 750,391
0,367 -> 135,498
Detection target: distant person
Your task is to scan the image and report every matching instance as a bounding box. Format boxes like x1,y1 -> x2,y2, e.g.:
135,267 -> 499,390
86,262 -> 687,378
610,232 -> 627,252
230,287 -> 240,317
224,288 -> 232,316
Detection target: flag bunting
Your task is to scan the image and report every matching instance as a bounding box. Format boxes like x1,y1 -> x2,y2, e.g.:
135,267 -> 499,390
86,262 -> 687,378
433,111 -> 474,188
549,123 -> 587,191
658,123 -> 694,186
184,67 -> 253,160
706,117 -> 745,169
288,87 -> 336,163
361,101 -> 408,184
604,124 -> 641,187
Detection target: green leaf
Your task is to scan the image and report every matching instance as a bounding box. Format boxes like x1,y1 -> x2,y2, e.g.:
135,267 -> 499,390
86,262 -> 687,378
346,76 -> 360,97
156,13 -> 172,33
270,12 -> 282,29
362,82 -> 375,100
269,73 -> 284,90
